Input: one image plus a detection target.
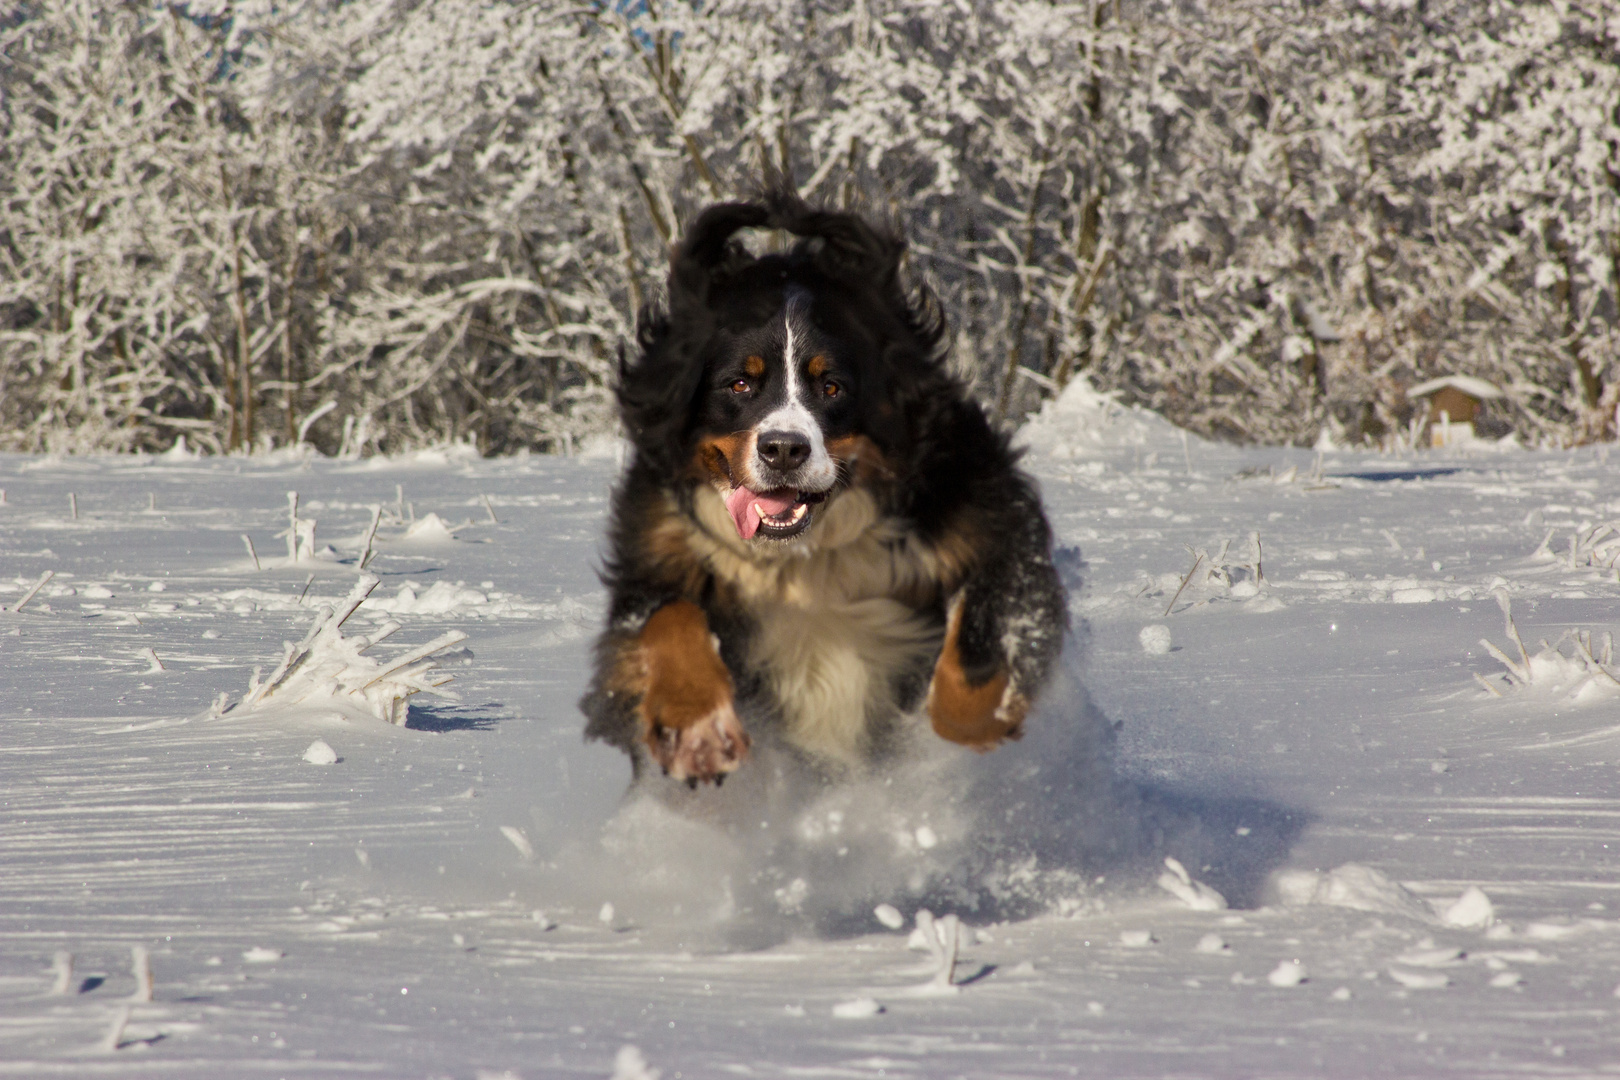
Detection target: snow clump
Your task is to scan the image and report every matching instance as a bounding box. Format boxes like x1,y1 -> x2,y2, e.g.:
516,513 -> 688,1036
302,740 -> 338,765
609,1045 -> 661,1080
1267,960 -> 1307,987
1139,624 -> 1173,655
1157,857 -> 1227,911
1441,886 -> 1495,929
1272,864 -> 1435,922
401,513 -> 459,543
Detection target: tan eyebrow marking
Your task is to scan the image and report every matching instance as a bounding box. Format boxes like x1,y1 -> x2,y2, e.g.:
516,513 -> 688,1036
807,355 -> 829,379
744,355 -> 765,377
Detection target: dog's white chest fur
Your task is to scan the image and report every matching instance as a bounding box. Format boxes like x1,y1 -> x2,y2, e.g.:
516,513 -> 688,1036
749,576 -> 934,767
686,487 -> 944,767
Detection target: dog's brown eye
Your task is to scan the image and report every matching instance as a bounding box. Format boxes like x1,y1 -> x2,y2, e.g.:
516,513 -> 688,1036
730,378 -> 752,394
823,380 -> 841,398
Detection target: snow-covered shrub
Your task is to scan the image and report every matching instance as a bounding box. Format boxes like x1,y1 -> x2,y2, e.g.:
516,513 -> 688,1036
1475,590 -> 1620,703
218,575 -> 467,725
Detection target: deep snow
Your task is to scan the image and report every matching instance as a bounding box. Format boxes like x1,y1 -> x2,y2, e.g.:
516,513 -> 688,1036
2,387 -> 1619,1078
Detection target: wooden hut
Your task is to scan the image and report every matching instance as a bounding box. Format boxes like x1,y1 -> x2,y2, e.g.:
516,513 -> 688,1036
1406,375 -> 1504,446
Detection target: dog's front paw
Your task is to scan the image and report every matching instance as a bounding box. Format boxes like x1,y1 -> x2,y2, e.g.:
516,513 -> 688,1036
633,601 -> 751,786
647,701 -> 751,786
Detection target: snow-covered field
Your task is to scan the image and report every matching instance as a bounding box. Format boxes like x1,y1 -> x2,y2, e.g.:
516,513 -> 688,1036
3,390 -> 1619,1078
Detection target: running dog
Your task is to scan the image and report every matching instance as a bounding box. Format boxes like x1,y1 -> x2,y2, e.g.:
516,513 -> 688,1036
580,191 -> 1066,786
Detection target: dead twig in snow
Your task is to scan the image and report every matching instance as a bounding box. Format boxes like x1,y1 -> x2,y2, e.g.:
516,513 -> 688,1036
102,1005 -> 131,1052
6,570 -> 54,613
914,909 -> 961,989
1571,631 -> 1620,688
358,504 -> 382,570
130,946 -> 152,1003
1494,589 -> 1531,679
49,952 -> 73,995
1164,551 -> 1205,616
1531,527 -> 1556,559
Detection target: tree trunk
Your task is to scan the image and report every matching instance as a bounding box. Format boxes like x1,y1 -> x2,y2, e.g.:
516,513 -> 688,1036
995,155 -> 1052,419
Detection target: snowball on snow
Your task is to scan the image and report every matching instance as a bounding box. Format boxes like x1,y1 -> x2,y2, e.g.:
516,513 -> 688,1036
1139,625 -> 1173,655
1267,960 -> 1307,987
831,997 -> 883,1018
302,740 -> 338,765
1441,886 -> 1495,929
609,1044 -> 661,1080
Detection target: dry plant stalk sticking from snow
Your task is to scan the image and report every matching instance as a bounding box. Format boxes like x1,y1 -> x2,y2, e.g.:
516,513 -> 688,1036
49,951 -> 73,995
913,909 -> 963,990
358,505 -> 383,570
1535,520 -> 1620,578
219,575 -> 467,725
130,945 -> 153,1003
4,570 -> 55,613
1158,533 -> 1263,613
1475,589 -> 1620,699
275,491 -> 318,563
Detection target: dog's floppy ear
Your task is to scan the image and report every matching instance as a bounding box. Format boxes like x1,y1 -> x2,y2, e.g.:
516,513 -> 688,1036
618,314 -> 699,473
618,203 -> 771,471
668,201 -> 771,312
762,187 -> 906,292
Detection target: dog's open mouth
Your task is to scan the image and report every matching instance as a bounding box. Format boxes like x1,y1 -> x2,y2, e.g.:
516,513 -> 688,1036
724,486 -> 828,540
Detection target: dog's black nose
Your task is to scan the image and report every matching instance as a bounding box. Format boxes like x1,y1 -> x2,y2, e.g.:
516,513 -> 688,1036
757,431 -> 811,471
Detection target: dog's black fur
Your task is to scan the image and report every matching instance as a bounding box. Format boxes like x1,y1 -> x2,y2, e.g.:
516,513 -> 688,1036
580,190 -> 1066,785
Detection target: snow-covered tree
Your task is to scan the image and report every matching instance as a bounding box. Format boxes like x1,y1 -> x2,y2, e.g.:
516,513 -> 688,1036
0,0 -> 354,453
2,0 -> 1614,454
1083,0 -> 1619,446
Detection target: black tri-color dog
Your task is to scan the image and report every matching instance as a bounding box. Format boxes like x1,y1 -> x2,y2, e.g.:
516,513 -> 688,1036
580,191 -> 1067,787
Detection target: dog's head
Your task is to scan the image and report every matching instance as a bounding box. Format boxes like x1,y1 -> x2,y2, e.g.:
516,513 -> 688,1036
688,287 -> 853,540
619,191 -> 951,545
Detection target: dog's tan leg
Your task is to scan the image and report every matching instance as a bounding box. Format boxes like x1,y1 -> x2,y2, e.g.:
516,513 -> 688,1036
926,597 -> 1026,751
636,601 -> 750,783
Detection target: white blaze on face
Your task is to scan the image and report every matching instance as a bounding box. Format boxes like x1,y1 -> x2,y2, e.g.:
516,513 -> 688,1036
751,296 -> 835,490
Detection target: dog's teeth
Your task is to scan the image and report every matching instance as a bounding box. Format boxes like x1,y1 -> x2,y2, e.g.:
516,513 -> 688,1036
755,499 -> 811,528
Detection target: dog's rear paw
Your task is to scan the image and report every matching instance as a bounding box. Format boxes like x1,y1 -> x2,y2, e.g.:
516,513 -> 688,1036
927,656 -> 1029,752
648,703 -> 751,785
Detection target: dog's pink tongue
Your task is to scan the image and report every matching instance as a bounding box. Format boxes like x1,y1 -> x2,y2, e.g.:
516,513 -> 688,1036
725,487 -> 797,539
